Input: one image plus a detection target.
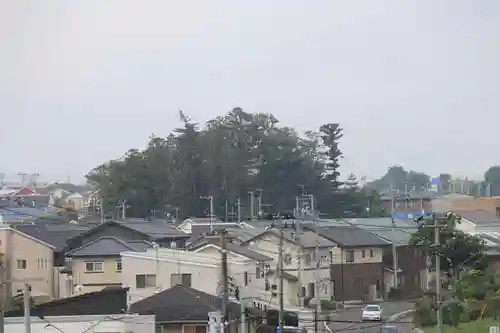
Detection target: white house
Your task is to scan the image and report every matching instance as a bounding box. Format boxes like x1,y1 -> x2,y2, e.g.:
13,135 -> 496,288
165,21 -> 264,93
5,314 -> 155,333
120,247 -> 299,309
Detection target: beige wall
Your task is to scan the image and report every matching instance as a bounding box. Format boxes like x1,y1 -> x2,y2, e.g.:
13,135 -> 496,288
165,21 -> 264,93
0,228 -> 55,300
71,256 -> 123,295
331,247 -> 383,264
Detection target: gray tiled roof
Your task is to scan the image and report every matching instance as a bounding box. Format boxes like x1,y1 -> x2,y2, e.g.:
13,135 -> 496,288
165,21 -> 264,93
68,237 -> 153,257
346,218 -> 416,245
13,224 -> 89,251
117,221 -> 186,239
189,239 -> 272,262
454,210 -> 500,226
313,226 -> 391,247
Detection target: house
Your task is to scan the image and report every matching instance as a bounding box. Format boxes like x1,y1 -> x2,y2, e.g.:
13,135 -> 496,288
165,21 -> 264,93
240,226 -> 338,306
130,285 -> 261,333
4,286 -> 154,333
65,220 -> 190,251
433,195 -> 500,217
177,217 -> 225,234
65,236 -> 153,295
0,225 -> 56,307
346,217 -> 428,294
121,247 -> 271,306
454,210 -> 500,234
0,206 -> 53,224
309,225 -> 391,302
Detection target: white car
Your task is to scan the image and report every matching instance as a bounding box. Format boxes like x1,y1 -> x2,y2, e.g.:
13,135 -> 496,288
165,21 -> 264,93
361,304 -> 382,321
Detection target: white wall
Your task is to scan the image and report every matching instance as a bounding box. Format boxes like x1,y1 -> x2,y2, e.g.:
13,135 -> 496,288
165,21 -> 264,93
121,249 -> 260,305
5,314 -> 155,333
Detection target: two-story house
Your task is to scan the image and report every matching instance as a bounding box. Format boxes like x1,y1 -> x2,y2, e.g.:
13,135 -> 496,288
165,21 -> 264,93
240,227 -> 337,307
310,225 -> 391,302
121,247 -> 274,308
65,236 -> 153,295
0,225 -> 56,307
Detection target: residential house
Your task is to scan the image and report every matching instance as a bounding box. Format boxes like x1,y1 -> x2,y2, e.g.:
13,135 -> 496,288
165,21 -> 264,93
4,287 -> 154,333
0,226 -> 56,306
433,195 -> 500,217
130,285 -> 262,333
453,210 -> 500,235
13,223 -> 91,298
121,247 -> 271,307
65,220 -> 190,251
309,225 -> 391,302
0,206 -> 53,224
65,236 -> 153,295
240,226 -> 338,306
177,217 -> 224,234
346,217 -> 428,294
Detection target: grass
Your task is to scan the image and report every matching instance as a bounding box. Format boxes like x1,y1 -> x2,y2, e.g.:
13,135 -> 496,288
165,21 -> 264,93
424,318 -> 500,333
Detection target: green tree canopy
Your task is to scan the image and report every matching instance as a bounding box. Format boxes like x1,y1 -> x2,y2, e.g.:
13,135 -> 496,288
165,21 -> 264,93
86,108 -> 383,220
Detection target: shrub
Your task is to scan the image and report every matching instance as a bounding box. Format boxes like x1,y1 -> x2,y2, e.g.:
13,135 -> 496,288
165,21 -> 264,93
414,296 -> 436,327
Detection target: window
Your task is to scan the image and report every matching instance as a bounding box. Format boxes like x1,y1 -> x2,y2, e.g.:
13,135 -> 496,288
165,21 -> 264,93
116,260 -> 122,272
244,272 -> 248,286
361,250 -> 366,258
346,250 -> 355,263
285,254 -> 292,265
85,261 -> 103,273
304,253 -> 312,265
370,249 -> 374,258
136,274 -> 156,288
16,259 -> 27,269
171,273 -> 192,287
256,264 -> 262,279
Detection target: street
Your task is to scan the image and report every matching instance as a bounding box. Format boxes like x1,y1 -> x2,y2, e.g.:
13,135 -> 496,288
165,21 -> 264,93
326,301 -> 414,333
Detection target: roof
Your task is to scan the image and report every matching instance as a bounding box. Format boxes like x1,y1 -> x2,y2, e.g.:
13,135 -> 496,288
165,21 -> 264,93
129,285 -> 241,323
0,225 -> 56,249
240,227 -> 336,249
13,223 -> 89,251
192,240 -> 272,262
347,218 -> 416,245
454,210 -> 500,226
72,220 -> 189,242
68,237 -> 153,257
311,226 -> 391,247
0,206 -> 53,222
4,287 -> 128,317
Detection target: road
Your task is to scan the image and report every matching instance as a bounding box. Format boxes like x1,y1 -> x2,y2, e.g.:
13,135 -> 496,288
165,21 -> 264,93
326,301 -> 414,333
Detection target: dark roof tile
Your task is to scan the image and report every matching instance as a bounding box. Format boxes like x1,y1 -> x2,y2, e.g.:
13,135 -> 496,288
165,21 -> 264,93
68,236 -> 153,257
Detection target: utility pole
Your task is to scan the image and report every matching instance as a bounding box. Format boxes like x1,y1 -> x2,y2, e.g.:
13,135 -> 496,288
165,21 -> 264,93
119,200 -> 129,220
295,196 -> 303,307
24,283 -> 31,333
219,230 -> 230,333
99,196 -> 104,223
256,189 -> 263,217
201,196 -> 215,232
434,214 -> 442,333
390,186 -> 398,288
278,230 -> 285,333
313,197 -> 322,333
248,191 -> 254,220
237,197 -> 241,222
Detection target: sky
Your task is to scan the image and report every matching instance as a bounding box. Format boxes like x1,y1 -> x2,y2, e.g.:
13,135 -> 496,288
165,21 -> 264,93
1,0 -> 500,184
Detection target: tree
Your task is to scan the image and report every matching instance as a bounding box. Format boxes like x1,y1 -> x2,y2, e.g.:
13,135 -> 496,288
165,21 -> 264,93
86,108 -> 377,220
410,215 -> 486,279
484,165 -> 500,196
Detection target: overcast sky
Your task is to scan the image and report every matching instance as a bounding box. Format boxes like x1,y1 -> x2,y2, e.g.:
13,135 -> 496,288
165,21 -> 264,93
1,1 -> 499,183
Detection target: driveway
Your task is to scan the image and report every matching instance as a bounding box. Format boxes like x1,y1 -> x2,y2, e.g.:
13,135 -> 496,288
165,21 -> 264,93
326,301 -> 414,333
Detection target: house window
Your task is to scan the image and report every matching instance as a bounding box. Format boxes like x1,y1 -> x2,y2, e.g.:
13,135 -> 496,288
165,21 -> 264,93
244,272 -> 249,286
116,260 -> 122,272
304,253 -> 312,265
85,261 -> 103,273
256,264 -> 263,279
370,249 -> 374,258
16,259 -> 27,270
171,273 -> 192,287
285,254 -> 292,265
361,250 -> 366,258
136,274 -> 156,288
346,250 -> 355,263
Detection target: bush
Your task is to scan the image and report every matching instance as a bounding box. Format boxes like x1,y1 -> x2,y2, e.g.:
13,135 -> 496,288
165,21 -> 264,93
414,296 -> 436,327
442,300 -> 463,326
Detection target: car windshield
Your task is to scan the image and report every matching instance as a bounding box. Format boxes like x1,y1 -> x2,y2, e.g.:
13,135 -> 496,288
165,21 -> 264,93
365,305 -> 380,312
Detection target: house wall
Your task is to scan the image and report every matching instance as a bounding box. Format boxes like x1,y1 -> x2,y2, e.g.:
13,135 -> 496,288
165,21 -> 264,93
121,250 -> 252,305
71,256 -> 123,295
433,196 -> 500,216
0,228 -> 54,300
5,314 -> 155,333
